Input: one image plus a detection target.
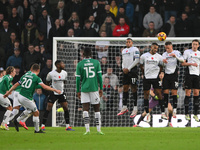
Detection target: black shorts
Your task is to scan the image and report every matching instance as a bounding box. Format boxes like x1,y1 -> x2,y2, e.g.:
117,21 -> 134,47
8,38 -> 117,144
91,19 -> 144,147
163,73 -> 178,90
122,68 -> 138,86
184,75 -> 200,89
143,77 -> 162,91
47,92 -> 67,104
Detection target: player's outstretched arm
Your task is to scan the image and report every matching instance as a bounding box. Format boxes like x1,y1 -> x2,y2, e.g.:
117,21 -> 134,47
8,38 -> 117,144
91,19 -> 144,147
40,83 -> 61,94
4,82 -> 20,98
181,61 -> 198,67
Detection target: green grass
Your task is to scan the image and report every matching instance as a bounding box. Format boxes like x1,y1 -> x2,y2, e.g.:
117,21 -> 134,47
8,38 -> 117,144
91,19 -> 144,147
0,127 -> 200,150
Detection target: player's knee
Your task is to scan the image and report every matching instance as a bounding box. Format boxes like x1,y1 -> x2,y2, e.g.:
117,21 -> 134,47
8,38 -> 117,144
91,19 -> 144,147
33,110 -> 39,116
7,106 -> 12,111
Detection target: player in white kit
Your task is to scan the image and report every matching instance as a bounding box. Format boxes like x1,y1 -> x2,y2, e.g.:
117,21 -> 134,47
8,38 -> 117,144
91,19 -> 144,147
41,60 -> 74,131
117,38 -> 140,118
138,43 -> 166,124
182,39 -> 200,122
162,41 -> 184,121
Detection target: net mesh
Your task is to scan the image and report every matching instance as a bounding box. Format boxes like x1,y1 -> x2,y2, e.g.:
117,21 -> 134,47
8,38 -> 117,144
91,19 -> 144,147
53,38 -> 197,127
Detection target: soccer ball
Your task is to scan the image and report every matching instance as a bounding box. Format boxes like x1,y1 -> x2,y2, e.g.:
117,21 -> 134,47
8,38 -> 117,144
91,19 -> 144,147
157,32 -> 167,41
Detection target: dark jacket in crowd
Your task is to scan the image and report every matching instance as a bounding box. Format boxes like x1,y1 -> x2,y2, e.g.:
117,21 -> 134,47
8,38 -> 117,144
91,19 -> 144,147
175,18 -> 193,37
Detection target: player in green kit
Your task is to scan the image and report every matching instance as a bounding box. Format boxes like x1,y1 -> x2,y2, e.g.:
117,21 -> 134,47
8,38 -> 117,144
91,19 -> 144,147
4,64 -> 61,133
76,48 -> 104,135
0,66 -> 16,130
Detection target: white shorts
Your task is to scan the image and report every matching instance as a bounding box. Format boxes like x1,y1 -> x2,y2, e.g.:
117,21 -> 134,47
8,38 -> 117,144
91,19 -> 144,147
0,93 -> 12,108
81,91 -> 100,105
18,94 -> 38,112
13,91 -> 21,107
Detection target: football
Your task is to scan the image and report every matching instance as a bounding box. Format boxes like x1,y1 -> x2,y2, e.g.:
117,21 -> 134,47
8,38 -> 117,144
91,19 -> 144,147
157,32 -> 167,41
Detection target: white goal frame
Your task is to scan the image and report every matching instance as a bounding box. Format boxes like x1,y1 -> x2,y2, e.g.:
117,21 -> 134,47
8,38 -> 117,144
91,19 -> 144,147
52,37 -> 200,127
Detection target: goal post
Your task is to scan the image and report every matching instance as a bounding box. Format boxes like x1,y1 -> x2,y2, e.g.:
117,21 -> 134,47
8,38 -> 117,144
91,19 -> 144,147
52,37 -> 200,127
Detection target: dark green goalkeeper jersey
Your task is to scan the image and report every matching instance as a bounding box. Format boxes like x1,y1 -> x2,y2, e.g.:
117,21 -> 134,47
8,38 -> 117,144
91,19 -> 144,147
76,58 -> 103,92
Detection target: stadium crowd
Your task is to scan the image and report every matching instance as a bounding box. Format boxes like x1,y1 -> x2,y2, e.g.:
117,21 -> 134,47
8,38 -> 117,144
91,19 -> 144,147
0,0 -> 199,113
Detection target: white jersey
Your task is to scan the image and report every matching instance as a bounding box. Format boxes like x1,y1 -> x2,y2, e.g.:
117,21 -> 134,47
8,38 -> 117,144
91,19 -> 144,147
183,49 -> 200,76
122,46 -> 140,70
140,52 -> 163,79
46,70 -> 67,95
162,50 -> 183,74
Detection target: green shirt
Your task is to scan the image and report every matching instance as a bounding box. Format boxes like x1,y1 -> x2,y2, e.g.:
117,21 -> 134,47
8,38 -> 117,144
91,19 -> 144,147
76,58 -> 103,92
19,71 -> 43,100
0,75 -> 13,95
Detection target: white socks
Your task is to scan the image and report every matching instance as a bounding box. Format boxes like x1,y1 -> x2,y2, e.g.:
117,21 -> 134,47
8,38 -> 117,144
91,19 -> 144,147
3,110 -> 12,124
95,112 -> 101,132
83,111 -> 90,132
33,116 -> 40,132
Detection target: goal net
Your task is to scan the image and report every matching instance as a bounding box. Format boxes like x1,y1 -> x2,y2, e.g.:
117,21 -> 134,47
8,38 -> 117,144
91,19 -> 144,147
52,37 -> 200,127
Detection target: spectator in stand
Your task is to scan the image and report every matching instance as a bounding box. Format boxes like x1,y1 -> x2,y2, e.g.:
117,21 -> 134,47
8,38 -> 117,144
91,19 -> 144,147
89,15 -> 99,33
21,19 -> 39,49
118,0 -> 134,26
12,66 -> 23,84
0,20 -> 15,48
99,16 -> 116,37
37,9 -> 53,39
17,0 -> 35,21
83,20 -> 98,37
99,4 -> 115,26
33,32 -> 48,52
95,31 -> 110,59
102,65 -> 119,90
54,0 -> 68,20
116,6 -> 130,26
184,5 -> 192,20
144,0 -> 163,15
143,5 -> 163,30
112,54 -> 122,80
102,76 -> 116,110
5,32 -> 17,56
49,19 -> 65,51
40,45 -> 51,62
66,28 -> 74,37
29,0 -> 40,14
6,48 -> 22,68
163,0 -> 180,23
39,58 -> 52,83
112,17 -> 129,37
175,12 -> 193,37
142,21 -> 158,37
23,44 -> 43,72
66,11 -> 80,31
0,1 -> 8,19
88,0 -> 102,25
100,56 -> 108,75
0,13 -> 4,29
193,14 -> 200,37
28,14 -> 36,25
110,0 -> 118,17
162,15 -> 176,37
189,0 -> 200,18
73,19 -> 83,37
36,0 -> 52,20
5,40 -> 24,66
132,0 -> 145,34
8,7 -> 24,39
33,88 -> 46,111
6,0 -> 16,18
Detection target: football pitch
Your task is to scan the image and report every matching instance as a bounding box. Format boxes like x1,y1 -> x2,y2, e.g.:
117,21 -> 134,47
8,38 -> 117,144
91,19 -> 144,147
0,127 -> 200,150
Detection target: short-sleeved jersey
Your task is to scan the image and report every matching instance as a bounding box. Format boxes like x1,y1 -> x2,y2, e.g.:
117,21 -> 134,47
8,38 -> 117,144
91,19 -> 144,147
122,46 -> 140,69
19,71 -> 43,100
46,70 -> 67,95
76,58 -> 102,92
183,49 -> 200,76
140,52 -> 163,79
0,75 -> 13,95
162,50 -> 183,74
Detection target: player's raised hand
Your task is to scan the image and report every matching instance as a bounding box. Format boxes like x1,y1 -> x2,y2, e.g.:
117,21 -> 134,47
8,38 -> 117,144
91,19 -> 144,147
169,53 -> 176,57
77,92 -> 81,99
123,68 -> 129,74
55,89 -> 61,94
99,90 -> 103,97
163,59 -> 168,63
